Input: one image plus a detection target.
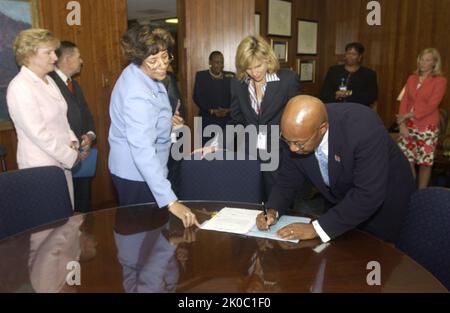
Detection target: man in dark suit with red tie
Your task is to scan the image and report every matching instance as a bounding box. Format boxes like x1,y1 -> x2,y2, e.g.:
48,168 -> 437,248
48,41 -> 96,212
256,95 -> 415,243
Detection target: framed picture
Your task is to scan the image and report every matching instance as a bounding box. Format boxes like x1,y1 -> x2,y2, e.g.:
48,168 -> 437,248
271,39 -> 288,63
297,19 -> 318,55
267,0 -> 292,37
296,59 -> 316,83
0,0 -> 40,124
254,13 -> 261,35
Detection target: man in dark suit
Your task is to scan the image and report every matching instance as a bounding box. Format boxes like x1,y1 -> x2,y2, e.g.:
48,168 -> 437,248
49,41 -> 96,213
257,95 -> 415,243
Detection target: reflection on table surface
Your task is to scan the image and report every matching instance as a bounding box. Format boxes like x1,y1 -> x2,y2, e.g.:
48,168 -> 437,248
0,201 -> 447,293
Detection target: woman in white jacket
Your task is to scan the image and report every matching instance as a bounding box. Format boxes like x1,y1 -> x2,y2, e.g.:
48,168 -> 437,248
7,29 -> 81,207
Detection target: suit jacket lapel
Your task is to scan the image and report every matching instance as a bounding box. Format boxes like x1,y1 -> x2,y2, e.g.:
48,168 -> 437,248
239,81 -> 258,120
327,118 -> 343,189
49,71 -> 77,101
302,153 -> 338,201
259,80 -> 280,122
303,154 -> 325,188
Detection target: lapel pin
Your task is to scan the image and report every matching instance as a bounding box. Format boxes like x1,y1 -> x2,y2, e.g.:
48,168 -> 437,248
334,155 -> 341,162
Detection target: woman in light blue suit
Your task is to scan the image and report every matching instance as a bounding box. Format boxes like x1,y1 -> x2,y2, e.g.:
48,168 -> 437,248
108,25 -> 199,228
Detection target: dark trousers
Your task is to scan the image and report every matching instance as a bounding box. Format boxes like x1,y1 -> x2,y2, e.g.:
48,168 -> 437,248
111,174 -> 156,207
73,177 -> 92,213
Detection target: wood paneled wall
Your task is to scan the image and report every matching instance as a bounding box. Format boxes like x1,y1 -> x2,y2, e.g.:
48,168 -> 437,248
255,0 -> 450,129
255,0 -> 326,97
322,0 -> 450,128
39,0 -> 127,208
178,0 -> 255,132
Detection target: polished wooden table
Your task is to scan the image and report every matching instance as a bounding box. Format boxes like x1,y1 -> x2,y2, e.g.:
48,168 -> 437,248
0,201 -> 447,293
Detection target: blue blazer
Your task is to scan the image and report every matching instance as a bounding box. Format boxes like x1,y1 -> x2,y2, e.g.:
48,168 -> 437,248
108,64 -> 176,207
267,103 -> 415,242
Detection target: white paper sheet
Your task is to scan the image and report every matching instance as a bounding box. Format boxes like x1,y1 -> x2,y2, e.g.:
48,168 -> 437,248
200,207 -> 311,243
200,207 -> 260,234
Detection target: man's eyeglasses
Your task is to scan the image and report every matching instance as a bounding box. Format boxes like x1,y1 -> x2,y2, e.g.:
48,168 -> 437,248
281,123 -> 328,149
280,131 -> 316,150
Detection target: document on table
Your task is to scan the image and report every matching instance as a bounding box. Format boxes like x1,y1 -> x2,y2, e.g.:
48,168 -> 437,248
200,207 -> 311,243
200,207 -> 260,234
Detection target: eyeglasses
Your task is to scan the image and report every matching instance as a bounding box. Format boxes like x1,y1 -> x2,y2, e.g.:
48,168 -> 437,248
146,51 -> 174,69
280,131 -> 316,150
280,123 -> 327,150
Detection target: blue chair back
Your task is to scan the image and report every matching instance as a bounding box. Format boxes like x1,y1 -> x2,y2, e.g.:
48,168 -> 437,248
0,166 -> 73,240
178,151 -> 263,203
396,187 -> 450,290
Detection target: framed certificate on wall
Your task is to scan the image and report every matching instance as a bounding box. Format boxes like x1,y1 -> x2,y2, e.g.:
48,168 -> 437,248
297,19 -> 318,55
267,0 -> 292,37
297,59 -> 316,83
271,39 -> 288,63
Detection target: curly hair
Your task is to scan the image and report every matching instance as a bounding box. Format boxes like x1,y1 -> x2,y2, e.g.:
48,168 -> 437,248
121,24 -> 174,66
13,28 -> 59,66
235,36 -> 279,81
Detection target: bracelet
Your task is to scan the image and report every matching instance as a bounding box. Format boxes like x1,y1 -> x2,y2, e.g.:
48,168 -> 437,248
167,200 -> 178,209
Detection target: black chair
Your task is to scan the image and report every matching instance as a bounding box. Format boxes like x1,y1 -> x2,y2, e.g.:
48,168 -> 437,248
0,144 -> 6,172
396,187 -> 450,290
178,151 -> 263,203
0,166 -> 73,240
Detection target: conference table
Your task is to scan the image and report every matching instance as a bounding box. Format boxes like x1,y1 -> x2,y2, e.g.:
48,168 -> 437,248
0,201 -> 447,293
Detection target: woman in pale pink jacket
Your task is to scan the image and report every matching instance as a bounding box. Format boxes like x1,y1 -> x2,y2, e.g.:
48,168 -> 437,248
397,48 -> 447,189
7,29 -> 81,206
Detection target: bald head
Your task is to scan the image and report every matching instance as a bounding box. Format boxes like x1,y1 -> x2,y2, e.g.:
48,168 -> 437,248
281,95 -> 328,153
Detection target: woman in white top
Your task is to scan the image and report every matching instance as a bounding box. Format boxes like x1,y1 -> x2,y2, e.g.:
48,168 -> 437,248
7,29 -> 81,206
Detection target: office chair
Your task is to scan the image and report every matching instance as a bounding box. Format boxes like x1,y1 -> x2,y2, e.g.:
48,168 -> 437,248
178,150 -> 263,203
0,144 -> 6,172
396,187 -> 450,290
0,166 -> 73,240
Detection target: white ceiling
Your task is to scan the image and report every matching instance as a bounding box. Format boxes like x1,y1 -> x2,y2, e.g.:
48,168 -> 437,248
127,0 -> 177,22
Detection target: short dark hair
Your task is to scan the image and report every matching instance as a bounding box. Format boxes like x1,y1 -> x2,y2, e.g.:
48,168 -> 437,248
345,42 -> 365,55
55,40 -> 77,59
121,24 -> 174,65
209,51 -> 223,61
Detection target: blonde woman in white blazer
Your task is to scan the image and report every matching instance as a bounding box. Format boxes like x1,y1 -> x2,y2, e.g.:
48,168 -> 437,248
7,29 -> 81,207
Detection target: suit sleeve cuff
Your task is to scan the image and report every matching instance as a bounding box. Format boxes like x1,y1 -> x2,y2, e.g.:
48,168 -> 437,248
312,220 -> 331,243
